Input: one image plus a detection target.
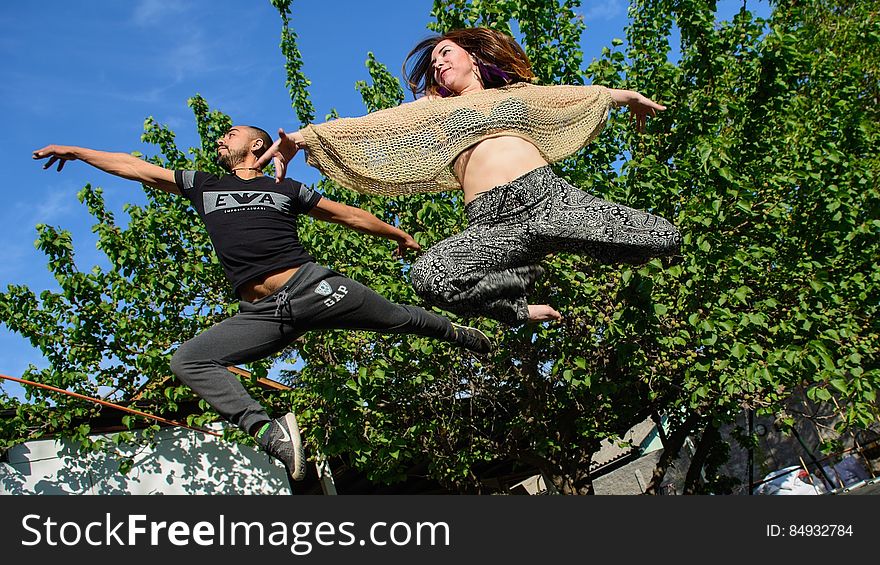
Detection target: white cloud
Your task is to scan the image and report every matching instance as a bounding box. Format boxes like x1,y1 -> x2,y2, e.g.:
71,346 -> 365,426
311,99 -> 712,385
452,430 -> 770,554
132,0 -> 188,27
22,188 -> 75,226
583,0 -> 627,21
168,33 -> 212,80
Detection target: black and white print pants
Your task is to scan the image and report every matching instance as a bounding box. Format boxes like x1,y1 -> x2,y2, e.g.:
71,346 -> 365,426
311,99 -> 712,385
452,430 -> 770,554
410,165 -> 681,325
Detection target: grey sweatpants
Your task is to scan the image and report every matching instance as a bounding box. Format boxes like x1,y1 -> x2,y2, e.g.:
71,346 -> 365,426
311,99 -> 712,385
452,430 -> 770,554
410,166 -> 681,325
170,262 -> 456,433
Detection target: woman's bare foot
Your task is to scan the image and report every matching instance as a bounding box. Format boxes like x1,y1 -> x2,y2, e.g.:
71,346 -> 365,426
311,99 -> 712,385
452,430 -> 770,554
527,304 -> 562,322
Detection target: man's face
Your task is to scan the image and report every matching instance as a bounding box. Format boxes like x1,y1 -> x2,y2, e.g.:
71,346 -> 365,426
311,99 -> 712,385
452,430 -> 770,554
216,126 -> 251,171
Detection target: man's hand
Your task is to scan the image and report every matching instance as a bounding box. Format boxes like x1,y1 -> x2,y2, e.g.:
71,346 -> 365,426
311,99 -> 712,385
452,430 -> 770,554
255,128 -> 302,183
393,234 -> 421,257
33,144 -> 79,172
608,89 -> 667,132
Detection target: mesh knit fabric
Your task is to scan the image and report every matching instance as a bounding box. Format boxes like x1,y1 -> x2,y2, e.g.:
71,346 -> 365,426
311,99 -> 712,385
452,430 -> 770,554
300,83 -> 614,196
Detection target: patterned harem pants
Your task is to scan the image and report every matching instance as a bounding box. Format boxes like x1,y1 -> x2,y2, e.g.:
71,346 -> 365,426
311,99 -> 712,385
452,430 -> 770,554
410,165 -> 681,325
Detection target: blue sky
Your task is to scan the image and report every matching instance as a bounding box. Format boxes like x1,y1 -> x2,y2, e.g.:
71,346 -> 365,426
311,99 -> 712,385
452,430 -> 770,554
0,0 -> 769,399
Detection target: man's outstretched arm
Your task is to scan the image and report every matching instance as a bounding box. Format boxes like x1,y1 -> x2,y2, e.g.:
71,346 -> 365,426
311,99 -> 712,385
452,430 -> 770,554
307,197 -> 420,257
33,145 -> 180,195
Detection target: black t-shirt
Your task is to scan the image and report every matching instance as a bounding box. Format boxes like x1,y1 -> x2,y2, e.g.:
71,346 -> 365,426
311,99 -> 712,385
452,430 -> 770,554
174,170 -> 322,297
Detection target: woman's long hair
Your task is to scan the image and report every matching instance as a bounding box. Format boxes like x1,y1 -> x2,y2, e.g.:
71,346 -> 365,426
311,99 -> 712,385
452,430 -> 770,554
403,27 -> 535,98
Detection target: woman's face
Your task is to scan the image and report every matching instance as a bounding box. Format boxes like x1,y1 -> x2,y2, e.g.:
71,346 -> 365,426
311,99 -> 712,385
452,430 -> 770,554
430,39 -> 482,95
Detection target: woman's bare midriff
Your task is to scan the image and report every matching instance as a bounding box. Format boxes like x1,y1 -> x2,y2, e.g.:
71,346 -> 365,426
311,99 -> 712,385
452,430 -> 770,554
454,136 -> 549,205
238,265 -> 301,303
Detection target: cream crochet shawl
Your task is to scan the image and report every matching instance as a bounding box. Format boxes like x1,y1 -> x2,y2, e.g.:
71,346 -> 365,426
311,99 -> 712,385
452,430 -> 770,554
300,82 -> 613,195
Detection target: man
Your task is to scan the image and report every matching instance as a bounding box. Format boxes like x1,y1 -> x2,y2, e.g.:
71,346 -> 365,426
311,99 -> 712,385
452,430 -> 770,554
33,125 -> 491,482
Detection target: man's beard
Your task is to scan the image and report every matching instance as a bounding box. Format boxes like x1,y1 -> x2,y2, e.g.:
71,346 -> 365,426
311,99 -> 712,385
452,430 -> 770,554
217,147 -> 250,172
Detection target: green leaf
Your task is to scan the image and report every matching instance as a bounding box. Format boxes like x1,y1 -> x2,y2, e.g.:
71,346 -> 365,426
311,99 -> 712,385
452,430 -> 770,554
829,379 -> 848,394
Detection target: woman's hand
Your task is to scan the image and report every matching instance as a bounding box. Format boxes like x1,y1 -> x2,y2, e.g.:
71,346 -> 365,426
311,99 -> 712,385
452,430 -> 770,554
608,89 -> 666,132
255,128 -> 303,183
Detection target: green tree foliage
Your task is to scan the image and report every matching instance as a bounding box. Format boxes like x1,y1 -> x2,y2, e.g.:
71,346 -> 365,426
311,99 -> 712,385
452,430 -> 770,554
1,0 -> 877,493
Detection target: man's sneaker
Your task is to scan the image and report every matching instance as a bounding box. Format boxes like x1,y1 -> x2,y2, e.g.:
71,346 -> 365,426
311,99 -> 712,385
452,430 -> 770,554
451,323 -> 492,355
263,413 -> 306,481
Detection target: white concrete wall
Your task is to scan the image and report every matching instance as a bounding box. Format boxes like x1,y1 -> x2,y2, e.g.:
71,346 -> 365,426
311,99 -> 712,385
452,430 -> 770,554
1,425 -> 291,495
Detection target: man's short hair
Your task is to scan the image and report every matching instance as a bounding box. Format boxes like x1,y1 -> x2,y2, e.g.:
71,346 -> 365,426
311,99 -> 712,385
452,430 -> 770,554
244,125 -> 273,159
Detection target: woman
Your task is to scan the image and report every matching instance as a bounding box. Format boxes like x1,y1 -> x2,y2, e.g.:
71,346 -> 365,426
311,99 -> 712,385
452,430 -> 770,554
259,27 -> 681,325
